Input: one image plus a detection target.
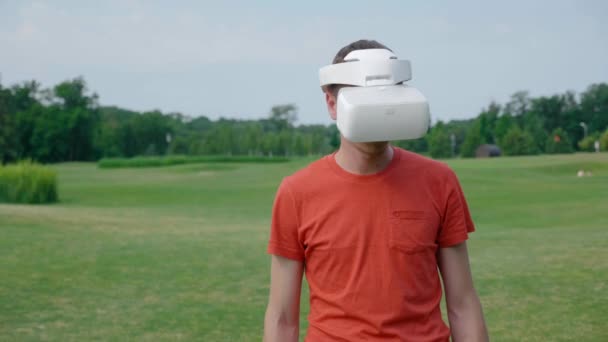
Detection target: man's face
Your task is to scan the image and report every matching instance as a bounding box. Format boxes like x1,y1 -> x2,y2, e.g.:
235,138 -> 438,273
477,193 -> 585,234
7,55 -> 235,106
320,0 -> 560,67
324,87 -> 389,152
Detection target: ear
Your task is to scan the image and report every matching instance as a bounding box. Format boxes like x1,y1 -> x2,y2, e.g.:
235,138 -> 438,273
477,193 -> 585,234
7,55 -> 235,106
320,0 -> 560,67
325,91 -> 337,121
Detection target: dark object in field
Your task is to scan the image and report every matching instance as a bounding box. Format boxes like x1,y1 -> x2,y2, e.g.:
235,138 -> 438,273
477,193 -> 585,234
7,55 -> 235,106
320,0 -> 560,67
475,144 -> 502,158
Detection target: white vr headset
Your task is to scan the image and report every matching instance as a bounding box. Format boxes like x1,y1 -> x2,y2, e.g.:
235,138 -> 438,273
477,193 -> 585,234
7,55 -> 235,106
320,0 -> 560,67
319,49 -> 430,142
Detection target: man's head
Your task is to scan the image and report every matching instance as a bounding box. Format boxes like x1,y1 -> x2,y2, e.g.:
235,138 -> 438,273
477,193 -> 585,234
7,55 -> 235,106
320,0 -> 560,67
323,39 -> 392,120
323,40 -> 393,153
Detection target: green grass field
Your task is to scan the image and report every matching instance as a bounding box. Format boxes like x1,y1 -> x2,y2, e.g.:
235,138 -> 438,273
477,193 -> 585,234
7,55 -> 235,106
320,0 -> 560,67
1,153 -> 607,341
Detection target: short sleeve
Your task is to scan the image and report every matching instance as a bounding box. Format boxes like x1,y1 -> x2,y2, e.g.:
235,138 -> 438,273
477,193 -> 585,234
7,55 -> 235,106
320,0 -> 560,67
267,178 -> 305,261
437,168 -> 475,248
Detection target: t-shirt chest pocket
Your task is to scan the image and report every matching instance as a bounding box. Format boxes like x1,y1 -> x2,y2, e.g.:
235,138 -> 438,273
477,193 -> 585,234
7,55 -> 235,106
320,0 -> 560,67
388,210 -> 437,253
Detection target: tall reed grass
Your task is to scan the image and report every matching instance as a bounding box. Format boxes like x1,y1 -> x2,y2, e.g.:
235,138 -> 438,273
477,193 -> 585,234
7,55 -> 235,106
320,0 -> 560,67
0,161 -> 58,204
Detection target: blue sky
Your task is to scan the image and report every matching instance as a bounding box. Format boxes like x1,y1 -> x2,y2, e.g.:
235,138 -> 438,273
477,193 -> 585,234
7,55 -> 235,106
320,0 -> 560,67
1,0 -> 607,124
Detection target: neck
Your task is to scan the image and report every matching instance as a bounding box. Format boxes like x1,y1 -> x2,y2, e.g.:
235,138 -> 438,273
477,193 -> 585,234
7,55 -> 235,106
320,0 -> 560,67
335,138 -> 394,175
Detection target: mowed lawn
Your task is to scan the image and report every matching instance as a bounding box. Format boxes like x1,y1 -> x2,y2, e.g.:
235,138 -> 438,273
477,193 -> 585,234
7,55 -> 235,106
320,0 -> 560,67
1,153 -> 607,341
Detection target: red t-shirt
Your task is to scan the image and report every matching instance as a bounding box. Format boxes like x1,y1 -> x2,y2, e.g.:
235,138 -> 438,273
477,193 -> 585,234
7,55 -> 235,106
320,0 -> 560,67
267,147 -> 475,341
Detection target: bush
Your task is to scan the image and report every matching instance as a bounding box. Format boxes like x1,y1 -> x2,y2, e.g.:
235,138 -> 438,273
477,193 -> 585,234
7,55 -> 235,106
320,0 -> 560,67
0,161 -> 58,204
545,128 -> 574,154
98,155 -> 290,169
460,121 -> 483,158
600,130 -> 608,151
428,124 -> 452,159
578,133 -> 600,152
500,126 -> 539,156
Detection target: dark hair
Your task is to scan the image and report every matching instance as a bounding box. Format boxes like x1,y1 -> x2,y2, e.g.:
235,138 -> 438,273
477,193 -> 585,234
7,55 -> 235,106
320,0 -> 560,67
324,39 -> 393,96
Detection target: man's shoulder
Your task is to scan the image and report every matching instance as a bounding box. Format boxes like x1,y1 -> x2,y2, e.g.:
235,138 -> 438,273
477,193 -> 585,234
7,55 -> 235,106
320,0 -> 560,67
282,155 -> 332,191
396,147 -> 454,175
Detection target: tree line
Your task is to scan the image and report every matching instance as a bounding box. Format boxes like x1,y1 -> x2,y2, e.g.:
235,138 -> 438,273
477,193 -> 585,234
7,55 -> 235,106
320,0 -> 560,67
0,77 -> 607,164
425,85 -> 608,158
0,77 -> 338,163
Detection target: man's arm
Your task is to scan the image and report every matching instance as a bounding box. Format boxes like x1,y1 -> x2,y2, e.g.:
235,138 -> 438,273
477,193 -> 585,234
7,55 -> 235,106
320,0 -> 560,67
438,241 -> 489,342
264,255 -> 304,342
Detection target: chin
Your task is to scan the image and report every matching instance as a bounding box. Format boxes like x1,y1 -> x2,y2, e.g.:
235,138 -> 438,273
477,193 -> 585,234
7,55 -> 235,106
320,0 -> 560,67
356,141 -> 390,154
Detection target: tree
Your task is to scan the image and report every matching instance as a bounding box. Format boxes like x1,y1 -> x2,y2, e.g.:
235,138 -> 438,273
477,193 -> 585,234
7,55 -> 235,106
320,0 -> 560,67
95,106 -> 137,157
29,105 -> 71,162
53,77 -> 97,110
460,120 -> 483,158
6,82 -> 42,161
578,133 -> 600,152
442,119 -> 474,156
394,137 -> 428,154
504,91 -> 531,117
38,78 -> 100,161
501,126 -> 538,156
559,91 -> 583,148
327,124 -> 340,150
530,95 -> 568,135
1,75 -> 607,162
0,85 -> 16,163
521,112 -> 548,153
269,104 -> 298,131
580,83 -> 608,134
545,128 -> 574,154
132,111 -> 172,156
478,102 -> 500,144
12,81 -> 40,111
494,113 -> 516,144
504,91 -> 531,129
600,129 -> 608,151
428,122 -> 452,159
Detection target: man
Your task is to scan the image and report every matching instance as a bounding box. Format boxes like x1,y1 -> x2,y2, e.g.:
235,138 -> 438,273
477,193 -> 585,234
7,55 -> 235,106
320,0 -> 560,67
264,39 -> 489,342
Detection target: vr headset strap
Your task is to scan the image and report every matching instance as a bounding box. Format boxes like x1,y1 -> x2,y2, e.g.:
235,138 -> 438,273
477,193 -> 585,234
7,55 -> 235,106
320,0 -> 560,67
319,59 -> 412,87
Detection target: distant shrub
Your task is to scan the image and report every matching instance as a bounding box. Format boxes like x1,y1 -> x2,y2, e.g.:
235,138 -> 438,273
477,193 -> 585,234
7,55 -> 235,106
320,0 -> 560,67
460,121 -> 483,158
500,126 -> 539,156
577,133 -> 600,152
0,161 -> 58,204
545,128 -> 574,154
601,130 -> 608,152
98,155 -> 290,168
428,123 -> 452,159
